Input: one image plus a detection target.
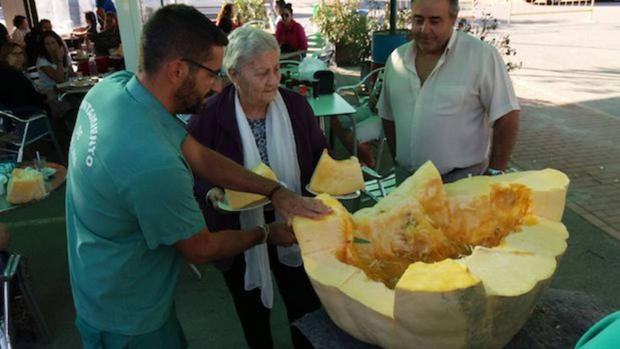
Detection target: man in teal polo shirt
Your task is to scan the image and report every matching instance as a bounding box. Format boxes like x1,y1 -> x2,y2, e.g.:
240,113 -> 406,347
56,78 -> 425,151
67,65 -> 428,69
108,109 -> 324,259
66,5 -> 328,348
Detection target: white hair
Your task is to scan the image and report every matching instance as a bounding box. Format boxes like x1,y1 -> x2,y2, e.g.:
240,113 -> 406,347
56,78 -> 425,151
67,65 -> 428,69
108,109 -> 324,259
223,26 -> 280,72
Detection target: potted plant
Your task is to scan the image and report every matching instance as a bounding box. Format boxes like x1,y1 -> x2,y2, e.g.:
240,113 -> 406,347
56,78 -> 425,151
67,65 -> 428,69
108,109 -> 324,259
312,0 -> 372,66
234,0 -> 268,28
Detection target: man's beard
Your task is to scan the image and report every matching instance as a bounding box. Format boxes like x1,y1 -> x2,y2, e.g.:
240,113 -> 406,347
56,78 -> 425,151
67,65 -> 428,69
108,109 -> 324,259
174,75 -> 206,114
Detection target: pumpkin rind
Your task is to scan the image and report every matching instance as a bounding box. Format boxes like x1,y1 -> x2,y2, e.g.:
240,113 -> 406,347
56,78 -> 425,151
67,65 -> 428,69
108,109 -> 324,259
308,149 -> 365,195
225,162 -> 277,209
293,161 -> 570,349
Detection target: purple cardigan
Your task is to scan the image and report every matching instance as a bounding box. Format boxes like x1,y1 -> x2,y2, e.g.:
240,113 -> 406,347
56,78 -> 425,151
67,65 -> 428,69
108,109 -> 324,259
186,85 -> 327,267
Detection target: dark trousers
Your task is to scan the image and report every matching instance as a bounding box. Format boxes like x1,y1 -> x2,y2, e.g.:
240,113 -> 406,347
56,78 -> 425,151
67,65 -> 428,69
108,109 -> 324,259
222,244 -> 320,349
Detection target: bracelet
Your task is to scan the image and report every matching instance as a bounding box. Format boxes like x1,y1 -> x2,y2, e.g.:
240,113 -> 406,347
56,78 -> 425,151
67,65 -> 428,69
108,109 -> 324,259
257,224 -> 270,244
267,184 -> 283,200
485,168 -> 505,176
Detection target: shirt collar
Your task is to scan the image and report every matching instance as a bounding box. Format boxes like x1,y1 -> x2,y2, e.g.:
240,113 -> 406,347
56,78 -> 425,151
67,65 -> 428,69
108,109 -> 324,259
407,29 -> 458,71
410,29 -> 458,56
126,74 -> 186,141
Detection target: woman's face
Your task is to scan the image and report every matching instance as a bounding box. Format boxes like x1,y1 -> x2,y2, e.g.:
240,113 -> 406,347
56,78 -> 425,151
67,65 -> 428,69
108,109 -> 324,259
232,50 -> 281,108
6,46 -> 25,69
105,16 -> 117,31
44,36 -> 60,56
281,10 -> 292,25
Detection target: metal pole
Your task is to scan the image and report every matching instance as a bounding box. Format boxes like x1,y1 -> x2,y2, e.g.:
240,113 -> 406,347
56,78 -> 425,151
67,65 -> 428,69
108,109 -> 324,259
389,0 -> 397,35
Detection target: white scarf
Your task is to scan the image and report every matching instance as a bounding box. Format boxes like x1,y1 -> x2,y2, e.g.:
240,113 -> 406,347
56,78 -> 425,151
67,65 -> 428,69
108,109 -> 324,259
234,91 -> 303,308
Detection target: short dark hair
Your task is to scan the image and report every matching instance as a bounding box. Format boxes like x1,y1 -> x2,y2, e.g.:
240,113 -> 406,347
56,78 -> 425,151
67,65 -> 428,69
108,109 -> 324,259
85,11 -> 97,25
412,0 -> 459,15
284,3 -> 293,14
140,4 -> 228,75
13,15 -> 27,28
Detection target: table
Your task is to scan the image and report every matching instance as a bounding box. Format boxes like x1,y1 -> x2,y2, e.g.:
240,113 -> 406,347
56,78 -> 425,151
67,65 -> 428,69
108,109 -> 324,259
56,77 -> 99,102
306,93 -> 358,157
0,162 -> 67,213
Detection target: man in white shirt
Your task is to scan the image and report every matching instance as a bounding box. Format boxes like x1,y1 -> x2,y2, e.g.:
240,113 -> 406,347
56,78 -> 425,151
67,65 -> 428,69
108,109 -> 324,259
10,15 -> 29,47
377,0 -> 520,182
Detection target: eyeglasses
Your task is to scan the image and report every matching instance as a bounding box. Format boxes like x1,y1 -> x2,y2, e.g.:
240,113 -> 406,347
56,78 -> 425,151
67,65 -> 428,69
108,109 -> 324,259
281,13 -> 290,18
181,58 -> 226,80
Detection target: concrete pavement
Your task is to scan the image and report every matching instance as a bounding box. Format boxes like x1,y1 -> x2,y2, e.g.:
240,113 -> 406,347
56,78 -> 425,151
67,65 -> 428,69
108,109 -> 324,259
486,1 -> 620,239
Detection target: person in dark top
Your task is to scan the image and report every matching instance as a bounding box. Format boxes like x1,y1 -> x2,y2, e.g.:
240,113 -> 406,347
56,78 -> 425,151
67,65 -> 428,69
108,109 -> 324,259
0,41 -> 46,110
216,3 -> 236,35
72,12 -> 98,38
0,23 -> 9,48
275,3 -> 307,55
93,12 -> 121,56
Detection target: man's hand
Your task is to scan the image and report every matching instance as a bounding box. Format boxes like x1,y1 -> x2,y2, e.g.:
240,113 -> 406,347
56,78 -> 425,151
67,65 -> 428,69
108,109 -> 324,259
271,187 -> 331,224
267,222 -> 297,247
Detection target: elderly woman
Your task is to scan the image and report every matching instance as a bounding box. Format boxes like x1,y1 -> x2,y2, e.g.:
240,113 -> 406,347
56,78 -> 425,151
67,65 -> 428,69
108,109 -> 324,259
187,26 -> 326,349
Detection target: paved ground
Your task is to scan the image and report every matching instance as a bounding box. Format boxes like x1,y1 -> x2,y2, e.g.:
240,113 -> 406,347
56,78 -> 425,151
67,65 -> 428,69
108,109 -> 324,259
486,1 -> 620,240
312,0 -> 620,240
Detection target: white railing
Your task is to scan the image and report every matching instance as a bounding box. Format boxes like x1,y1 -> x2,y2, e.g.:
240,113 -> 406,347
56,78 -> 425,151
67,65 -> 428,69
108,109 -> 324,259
508,0 -> 595,24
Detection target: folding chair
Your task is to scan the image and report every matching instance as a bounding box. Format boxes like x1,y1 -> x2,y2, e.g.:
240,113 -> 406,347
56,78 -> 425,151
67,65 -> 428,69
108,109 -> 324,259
336,68 -> 398,202
1,253 -> 52,348
0,110 -> 64,164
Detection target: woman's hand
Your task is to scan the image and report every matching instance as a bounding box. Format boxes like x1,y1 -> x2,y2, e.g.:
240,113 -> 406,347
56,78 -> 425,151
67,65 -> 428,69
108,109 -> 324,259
271,187 -> 331,224
267,222 -> 296,247
55,47 -> 65,64
207,187 -> 229,214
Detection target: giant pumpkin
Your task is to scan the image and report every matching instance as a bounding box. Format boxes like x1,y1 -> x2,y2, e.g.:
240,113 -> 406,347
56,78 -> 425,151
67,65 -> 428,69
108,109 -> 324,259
293,161 -> 569,349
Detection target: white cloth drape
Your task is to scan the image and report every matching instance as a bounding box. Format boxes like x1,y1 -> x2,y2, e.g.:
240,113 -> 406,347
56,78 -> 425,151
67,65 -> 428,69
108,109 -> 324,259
234,91 -> 303,308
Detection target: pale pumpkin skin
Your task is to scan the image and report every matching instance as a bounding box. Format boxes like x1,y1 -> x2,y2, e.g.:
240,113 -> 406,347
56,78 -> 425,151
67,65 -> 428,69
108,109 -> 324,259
293,162 -> 569,349
309,149 -> 365,195
225,162 -> 277,209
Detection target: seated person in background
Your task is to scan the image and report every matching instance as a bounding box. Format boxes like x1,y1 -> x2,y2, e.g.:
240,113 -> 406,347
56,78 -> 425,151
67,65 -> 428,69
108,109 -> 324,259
275,3 -> 307,57
72,12 -> 98,39
187,26 -> 326,349
0,41 -> 46,111
35,31 -> 75,120
216,3 -> 236,35
96,0 -> 116,29
36,30 -> 74,93
10,15 -> 29,47
38,19 -> 53,33
93,12 -> 121,56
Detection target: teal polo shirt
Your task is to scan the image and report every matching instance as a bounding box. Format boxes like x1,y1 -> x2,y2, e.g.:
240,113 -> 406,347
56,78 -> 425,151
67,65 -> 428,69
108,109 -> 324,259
66,71 -> 204,335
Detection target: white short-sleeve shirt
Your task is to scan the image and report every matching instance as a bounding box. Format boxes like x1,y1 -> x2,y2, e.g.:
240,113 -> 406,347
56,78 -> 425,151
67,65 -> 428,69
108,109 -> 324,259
377,30 -> 519,174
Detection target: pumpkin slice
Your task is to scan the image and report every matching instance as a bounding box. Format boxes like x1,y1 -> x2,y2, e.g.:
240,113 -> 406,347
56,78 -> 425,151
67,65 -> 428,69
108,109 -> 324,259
308,149 -> 364,195
293,161 -> 570,349
225,162 -> 277,209
6,168 -> 46,204
445,168 -> 569,221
